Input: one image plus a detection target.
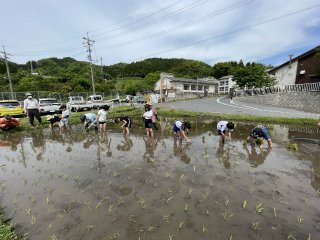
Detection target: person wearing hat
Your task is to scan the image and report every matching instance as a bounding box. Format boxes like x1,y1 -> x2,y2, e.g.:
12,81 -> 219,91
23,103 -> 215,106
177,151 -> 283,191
247,126 -> 272,148
173,120 -> 192,143
24,93 -> 42,126
217,121 -> 235,143
146,102 -> 159,130
0,115 -> 20,131
47,115 -> 61,129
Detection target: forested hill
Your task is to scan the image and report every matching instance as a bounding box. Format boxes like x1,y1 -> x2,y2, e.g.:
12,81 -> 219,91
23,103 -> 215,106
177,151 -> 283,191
0,57 -> 274,94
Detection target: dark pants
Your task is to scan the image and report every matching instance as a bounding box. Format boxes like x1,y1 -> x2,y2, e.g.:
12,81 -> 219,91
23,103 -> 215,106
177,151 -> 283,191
27,109 -> 42,126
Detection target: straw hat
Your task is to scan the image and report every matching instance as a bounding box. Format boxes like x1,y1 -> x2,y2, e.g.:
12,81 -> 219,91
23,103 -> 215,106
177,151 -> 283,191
46,115 -> 54,121
146,101 -> 152,105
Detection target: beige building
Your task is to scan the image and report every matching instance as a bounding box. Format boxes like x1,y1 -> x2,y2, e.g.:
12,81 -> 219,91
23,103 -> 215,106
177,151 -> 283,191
218,75 -> 236,93
154,73 -> 218,101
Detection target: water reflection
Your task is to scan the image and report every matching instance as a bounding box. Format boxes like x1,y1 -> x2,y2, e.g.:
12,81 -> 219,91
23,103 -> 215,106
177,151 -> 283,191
116,134 -> 133,152
30,128 -> 45,160
143,137 -> 158,162
216,141 -> 231,168
173,138 -> 191,164
244,143 -> 271,167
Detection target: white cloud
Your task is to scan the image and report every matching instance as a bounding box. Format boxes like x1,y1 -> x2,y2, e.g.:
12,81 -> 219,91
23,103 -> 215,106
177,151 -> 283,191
1,0 -> 319,66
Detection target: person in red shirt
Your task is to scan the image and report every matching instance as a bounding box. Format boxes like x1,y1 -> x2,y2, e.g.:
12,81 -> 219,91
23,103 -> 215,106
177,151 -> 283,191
0,115 -> 20,131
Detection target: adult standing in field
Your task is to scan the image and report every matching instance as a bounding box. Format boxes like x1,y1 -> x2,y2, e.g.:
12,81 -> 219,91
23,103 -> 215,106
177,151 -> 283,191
59,105 -> 70,130
24,93 -> 42,127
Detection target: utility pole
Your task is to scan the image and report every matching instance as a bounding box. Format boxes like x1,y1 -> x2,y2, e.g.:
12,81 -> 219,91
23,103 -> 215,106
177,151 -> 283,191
1,46 -> 14,99
160,72 -> 163,108
83,32 -> 96,95
288,54 -> 294,68
30,60 -> 34,74
100,57 -> 103,78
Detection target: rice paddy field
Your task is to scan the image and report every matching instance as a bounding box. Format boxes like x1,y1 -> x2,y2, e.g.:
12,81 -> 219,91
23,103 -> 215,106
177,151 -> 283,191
0,120 -> 319,240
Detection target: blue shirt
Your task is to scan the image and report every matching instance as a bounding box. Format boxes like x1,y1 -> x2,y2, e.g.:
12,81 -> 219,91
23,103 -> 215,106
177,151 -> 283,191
85,113 -> 96,123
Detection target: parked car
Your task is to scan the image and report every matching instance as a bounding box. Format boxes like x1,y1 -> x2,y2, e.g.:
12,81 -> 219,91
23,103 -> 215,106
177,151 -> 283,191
132,95 -> 146,103
87,95 -> 112,109
39,98 -> 62,115
67,96 -> 92,112
0,100 -> 24,117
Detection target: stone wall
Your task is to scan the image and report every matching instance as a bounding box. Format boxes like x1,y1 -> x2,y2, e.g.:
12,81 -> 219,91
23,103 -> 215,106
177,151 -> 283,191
236,92 -> 320,113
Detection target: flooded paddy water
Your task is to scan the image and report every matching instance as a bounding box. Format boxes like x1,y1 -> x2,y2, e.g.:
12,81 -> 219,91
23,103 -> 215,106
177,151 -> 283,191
0,120 -> 319,240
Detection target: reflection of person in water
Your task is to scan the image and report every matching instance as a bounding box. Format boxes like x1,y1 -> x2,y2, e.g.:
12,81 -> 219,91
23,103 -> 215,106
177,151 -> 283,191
216,141 -> 230,168
0,133 -> 22,151
244,144 -> 271,167
143,137 -> 158,162
173,138 -> 191,164
30,128 -> 45,160
116,134 -> 133,152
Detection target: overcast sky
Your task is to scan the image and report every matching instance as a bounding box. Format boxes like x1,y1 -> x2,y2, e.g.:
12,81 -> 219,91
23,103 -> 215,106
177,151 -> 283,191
1,0 -> 319,67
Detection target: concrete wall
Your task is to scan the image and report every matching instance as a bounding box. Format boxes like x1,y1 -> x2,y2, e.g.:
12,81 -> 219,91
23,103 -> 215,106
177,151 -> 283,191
237,92 -> 320,113
271,60 -> 298,89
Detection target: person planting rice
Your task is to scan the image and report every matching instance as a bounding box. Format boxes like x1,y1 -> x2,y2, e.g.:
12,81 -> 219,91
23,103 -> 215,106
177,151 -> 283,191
46,115 -> 61,129
173,120 -> 191,143
0,115 -> 20,131
80,113 -> 98,131
247,126 -> 272,148
217,121 -> 235,143
115,116 -> 132,135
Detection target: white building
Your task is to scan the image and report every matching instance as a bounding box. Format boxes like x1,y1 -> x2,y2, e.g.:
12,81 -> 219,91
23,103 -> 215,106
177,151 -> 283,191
218,75 -> 236,93
154,73 -> 218,101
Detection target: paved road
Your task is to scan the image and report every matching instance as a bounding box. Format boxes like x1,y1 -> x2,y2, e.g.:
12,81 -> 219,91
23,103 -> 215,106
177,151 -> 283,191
161,97 -> 319,119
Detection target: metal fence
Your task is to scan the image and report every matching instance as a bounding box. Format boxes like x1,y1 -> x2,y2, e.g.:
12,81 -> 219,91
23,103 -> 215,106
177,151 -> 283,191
0,91 -> 126,103
284,82 -> 320,92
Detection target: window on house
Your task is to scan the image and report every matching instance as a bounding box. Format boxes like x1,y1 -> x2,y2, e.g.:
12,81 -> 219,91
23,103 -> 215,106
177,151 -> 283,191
219,87 -> 225,92
191,85 -> 196,90
220,81 -> 224,86
183,84 -> 190,90
198,85 -> 203,91
204,86 -> 209,91
225,81 -> 229,85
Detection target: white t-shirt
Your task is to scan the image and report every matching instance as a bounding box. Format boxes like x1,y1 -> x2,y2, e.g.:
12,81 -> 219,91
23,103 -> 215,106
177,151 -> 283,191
217,121 -> 228,131
143,110 -> 153,119
175,121 -> 183,130
98,109 -> 107,122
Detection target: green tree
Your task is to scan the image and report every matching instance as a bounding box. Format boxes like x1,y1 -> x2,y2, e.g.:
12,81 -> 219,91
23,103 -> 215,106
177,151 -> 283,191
233,64 -> 275,88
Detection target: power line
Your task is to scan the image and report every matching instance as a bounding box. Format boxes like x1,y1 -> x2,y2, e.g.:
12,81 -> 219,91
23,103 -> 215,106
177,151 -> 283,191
94,0 -> 253,51
127,3 -> 320,62
11,0 -> 208,57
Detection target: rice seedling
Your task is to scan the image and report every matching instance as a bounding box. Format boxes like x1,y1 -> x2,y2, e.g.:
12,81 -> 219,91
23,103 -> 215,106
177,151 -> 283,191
31,215 -> 36,225
202,192 -> 208,200
307,233 -> 311,240
297,217 -> 304,223
184,203 -> 188,212
286,232 -> 296,240
165,172 -> 171,178
224,196 -> 229,206
273,208 -> 277,218
108,204 -> 113,215
86,225 -> 95,232
48,224 -> 53,229
251,221 -> 261,231
221,212 -> 233,221
129,215 -> 136,223
109,232 -> 120,239
287,143 -> 298,151
51,236 -> 58,240
242,199 -> 247,209
178,221 -> 184,231
168,188 -> 174,193
193,166 -> 196,172
188,188 -> 193,197
229,234 -> 233,240
163,214 -> 170,223
180,174 -> 184,181
167,233 -> 175,240
148,226 -> 155,232
202,225 -> 208,233
255,203 -> 264,213
166,197 -> 173,204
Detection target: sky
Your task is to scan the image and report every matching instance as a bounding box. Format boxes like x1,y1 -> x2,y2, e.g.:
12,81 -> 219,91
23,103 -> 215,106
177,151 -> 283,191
1,0 -> 320,67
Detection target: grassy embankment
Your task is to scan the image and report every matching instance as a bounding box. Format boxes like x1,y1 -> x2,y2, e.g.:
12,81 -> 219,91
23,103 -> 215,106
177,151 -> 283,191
0,207 -> 20,240
1,105 -> 318,132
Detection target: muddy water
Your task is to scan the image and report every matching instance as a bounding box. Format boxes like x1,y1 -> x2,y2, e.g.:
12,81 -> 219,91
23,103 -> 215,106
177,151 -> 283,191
0,121 -> 319,240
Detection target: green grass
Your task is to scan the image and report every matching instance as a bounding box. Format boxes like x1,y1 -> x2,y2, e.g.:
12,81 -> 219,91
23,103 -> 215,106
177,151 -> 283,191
0,105 -> 317,133
0,207 -> 20,240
